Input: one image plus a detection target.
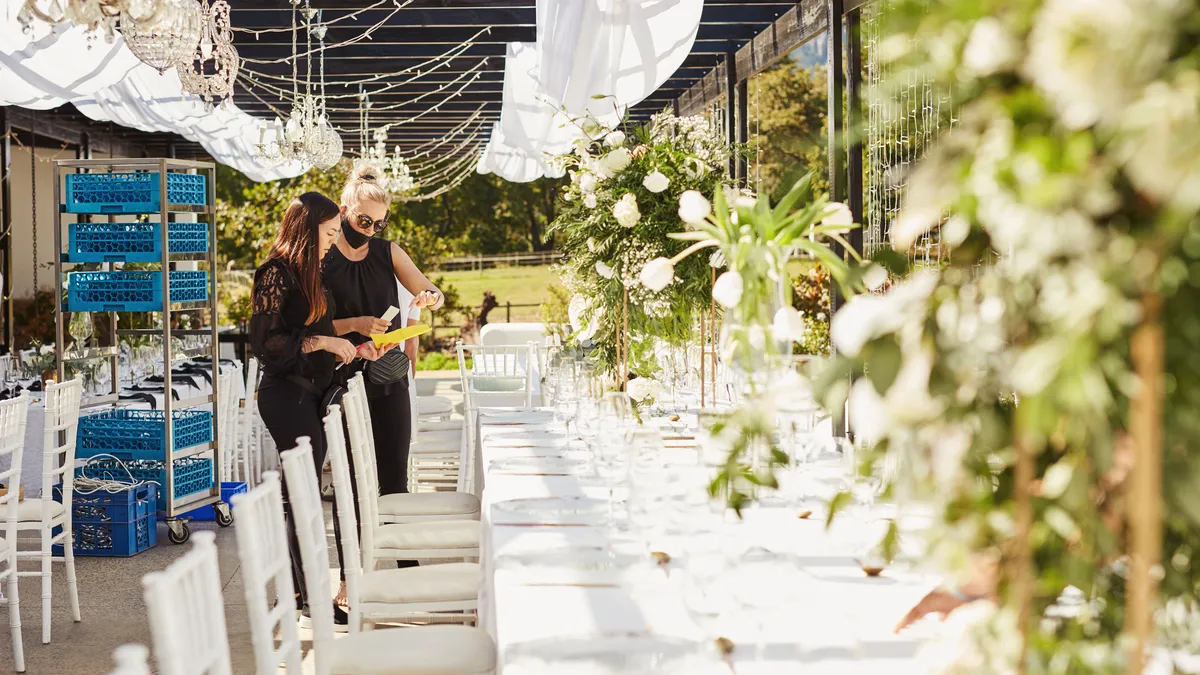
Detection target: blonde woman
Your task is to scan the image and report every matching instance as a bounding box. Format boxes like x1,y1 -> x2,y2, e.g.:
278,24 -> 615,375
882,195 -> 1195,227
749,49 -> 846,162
324,165 -> 444,596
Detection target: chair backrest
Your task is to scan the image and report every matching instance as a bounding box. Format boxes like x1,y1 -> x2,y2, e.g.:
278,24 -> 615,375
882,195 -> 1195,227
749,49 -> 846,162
230,472 -> 302,674
0,394 -> 29,557
41,378 -> 83,523
142,532 -> 232,675
340,383 -> 383,572
216,369 -> 235,482
108,645 -> 151,675
479,322 -> 546,346
456,342 -> 536,411
322,405 -> 364,632
278,438 -> 335,675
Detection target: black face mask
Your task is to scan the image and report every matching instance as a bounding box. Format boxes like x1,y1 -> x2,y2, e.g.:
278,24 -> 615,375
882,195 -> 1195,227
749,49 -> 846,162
340,215 -> 372,249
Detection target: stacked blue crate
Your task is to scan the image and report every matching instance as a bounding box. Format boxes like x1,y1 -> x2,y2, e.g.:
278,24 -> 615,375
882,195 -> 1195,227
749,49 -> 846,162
51,483 -> 157,557
66,270 -> 209,312
67,222 -> 209,263
64,172 -> 207,214
77,409 -> 213,461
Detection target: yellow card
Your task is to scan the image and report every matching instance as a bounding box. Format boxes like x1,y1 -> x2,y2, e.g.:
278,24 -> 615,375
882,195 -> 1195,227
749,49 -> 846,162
371,324 -> 432,348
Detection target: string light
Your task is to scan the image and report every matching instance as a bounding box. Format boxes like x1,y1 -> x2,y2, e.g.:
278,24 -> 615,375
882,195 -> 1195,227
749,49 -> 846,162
239,0 -> 415,65
233,0 -> 401,37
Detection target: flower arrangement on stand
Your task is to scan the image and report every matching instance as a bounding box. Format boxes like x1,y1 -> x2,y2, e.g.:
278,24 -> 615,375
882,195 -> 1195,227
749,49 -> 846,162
550,110 -> 733,380
644,174 -> 864,509
814,0 -> 1200,671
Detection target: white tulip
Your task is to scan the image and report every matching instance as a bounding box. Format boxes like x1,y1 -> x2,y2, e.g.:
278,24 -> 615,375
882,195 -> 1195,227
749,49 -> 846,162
712,271 -> 744,308
772,306 -> 806,342
568,295 -> 589,332
748,325 -> 766,351
639,257 -> 675,291
586,237 -> 598,253
579,172 -> 597,194
863,263 -> 889,291
583,193 -> 598,209
821,202 -> 854,226
613,193 -> 640,228
642,170 -> 670,193
678,190 -> 712,223
595,261 -> 615,279
604,130 -> 626,147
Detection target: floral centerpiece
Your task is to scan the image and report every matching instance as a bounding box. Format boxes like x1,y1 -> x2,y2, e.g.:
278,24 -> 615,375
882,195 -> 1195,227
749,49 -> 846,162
549,110 -> 734,379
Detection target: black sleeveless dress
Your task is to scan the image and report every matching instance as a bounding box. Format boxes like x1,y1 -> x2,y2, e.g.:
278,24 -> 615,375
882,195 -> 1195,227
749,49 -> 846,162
323,238 -> 413,496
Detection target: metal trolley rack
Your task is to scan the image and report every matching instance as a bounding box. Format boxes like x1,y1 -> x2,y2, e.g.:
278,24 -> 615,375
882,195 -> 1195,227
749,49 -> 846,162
52,158 -> 230,545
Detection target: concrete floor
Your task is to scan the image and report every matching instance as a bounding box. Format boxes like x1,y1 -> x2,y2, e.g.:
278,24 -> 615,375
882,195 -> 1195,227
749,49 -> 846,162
0,371 -> 466,675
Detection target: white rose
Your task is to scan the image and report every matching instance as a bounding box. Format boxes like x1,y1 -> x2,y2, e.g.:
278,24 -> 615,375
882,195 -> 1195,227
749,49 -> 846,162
962,17 -> 1019,76
821,202 -> 854,227
772,306 -> 806,342
678,190 -> 712,224
613,193 -> 640,228
579,172 -> 597,194
583,193 -> 598,209
683,157 -> 708,179
642,171 -> 669,193
40,345 -> 54,356
568,295 -> 589,331
639,257 -> 675,291
586,237 -> 598,253
600,147 -> 632,175
626,377 -> 660,402
604,130 -> 626,147
712,271 -> 744,308
595,261 -> 615,279
862,263 -> 889,291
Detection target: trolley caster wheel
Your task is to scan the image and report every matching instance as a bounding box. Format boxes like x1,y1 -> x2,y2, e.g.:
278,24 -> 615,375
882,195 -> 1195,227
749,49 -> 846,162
166,519 -> 191,545
214,503 -> 234,527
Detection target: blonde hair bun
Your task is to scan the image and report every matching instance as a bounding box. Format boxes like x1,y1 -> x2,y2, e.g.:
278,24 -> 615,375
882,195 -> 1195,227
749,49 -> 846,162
342,162 -> 391,208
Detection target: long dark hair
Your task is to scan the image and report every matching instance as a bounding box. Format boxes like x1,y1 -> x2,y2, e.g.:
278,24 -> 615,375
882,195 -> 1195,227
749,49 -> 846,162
267,191 -> 339,325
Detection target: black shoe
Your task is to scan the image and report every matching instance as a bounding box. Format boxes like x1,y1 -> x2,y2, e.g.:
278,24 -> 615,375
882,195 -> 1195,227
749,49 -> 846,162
397,560 -> 419,569
298,603 -> 349,633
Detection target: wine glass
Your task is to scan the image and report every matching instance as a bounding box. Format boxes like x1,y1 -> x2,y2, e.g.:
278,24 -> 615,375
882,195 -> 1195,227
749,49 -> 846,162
575,395 -> 599,447
68,311 -> 93,351
730,548 -> 809,662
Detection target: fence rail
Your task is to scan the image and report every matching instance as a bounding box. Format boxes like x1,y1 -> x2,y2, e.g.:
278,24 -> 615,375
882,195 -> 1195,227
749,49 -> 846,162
436,251 -> 562,272
427,301 -> 542,342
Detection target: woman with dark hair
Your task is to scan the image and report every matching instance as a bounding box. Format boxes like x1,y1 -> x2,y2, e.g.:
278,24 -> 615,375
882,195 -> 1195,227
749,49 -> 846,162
250,191 -> 389,627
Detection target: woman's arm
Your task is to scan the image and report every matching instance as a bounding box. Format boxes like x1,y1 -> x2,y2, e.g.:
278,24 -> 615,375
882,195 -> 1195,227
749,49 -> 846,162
390,242 -> 444,311
332,317 -> 390,337
250,264 -> 309,374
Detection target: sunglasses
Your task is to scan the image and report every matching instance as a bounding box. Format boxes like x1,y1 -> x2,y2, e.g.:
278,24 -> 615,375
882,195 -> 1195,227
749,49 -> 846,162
352,212 -> 389,233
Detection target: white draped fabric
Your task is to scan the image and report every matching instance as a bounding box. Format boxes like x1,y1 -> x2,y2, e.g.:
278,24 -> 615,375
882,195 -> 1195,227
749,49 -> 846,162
497,42 -> 578,158
476,120 -> 564,184
1,0 -> 307,182
535,0 -> 702,119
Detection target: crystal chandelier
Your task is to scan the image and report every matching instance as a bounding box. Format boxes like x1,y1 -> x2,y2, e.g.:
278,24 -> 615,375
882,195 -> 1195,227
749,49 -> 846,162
356,100 -> 415,194
121,0 -> 202,73
176,0 -> 239,107
17,0 -> 161,42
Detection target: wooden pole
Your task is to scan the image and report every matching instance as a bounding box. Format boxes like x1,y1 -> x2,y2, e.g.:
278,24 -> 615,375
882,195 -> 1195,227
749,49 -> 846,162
1125,291 -> 1164,675
621,285 -> 629,389
700,313 -> 706,407
1013,426 -> 1034,675
710,267 -> 718,400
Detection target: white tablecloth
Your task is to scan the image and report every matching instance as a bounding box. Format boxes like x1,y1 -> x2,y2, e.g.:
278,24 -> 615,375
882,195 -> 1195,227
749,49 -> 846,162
475,407 -> 953,674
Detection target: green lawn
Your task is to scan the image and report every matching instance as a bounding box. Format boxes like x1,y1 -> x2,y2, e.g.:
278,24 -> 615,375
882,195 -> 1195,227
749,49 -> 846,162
433,265 -> 563,322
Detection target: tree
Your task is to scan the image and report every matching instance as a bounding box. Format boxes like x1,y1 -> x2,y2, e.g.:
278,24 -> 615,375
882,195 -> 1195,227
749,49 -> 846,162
748,63 -> 829,200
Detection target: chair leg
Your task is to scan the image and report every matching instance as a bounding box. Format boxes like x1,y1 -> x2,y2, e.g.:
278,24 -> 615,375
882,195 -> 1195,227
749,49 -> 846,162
64,528 -> 81,623
40,530 -> 51,644
9,573 -> 24,672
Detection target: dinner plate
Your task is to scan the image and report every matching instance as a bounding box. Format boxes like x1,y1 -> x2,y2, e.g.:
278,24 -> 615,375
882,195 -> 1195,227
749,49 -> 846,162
505,634 -> 712,675
489,456 -> 588,476
491,496 -> 609,526
481,410 -> 556,425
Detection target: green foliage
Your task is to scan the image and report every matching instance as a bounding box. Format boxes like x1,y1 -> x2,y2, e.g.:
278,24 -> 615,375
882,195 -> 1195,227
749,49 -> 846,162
539,284 -> 572,341
792,264 -> 831,356
749,63 -> 829,200
415,352 -> 468,371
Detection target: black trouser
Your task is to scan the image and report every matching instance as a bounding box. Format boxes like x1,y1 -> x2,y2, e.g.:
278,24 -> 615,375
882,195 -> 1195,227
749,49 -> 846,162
257,379 -> 346,610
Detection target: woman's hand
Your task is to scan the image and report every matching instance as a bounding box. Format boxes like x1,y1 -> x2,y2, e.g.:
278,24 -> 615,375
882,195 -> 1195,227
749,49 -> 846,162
410,289 -> 442,311
320,336 -> 358,364
353,316 -> 392,336
357,342 -> 397,362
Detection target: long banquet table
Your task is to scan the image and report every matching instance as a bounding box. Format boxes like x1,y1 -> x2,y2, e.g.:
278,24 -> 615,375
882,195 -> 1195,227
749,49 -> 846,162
475,406 -> 964,674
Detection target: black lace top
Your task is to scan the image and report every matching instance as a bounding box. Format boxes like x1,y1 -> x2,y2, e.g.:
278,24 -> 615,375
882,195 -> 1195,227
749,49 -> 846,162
250,257 -> 336,391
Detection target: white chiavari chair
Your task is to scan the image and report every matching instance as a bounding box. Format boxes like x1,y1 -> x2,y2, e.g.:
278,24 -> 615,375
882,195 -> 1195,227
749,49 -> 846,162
142,532 -> 231,675
15,378 -> 82,645
345,373 -> 479,519
324,405 -> 479,628
280,438 -> 497,675
341,382 -> 480,566
455,342 -> 537,495
0,393 -> 29,672
107,645 -> 151,675
229,472 -> 303,675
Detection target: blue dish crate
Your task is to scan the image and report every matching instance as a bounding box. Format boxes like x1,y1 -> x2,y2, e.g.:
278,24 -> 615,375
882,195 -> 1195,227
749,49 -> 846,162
66,270 -> 209,312
77,409 -> 213,461
67,221 -> 209,262
77,457 -> 213,501
185,481 -> 247,521
64,172 -> 208,214
52,483 -> 157,557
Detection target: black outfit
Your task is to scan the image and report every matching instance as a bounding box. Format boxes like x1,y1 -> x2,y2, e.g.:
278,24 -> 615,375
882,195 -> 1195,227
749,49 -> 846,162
324,238 -> 413,496
250,257 -> 347,610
